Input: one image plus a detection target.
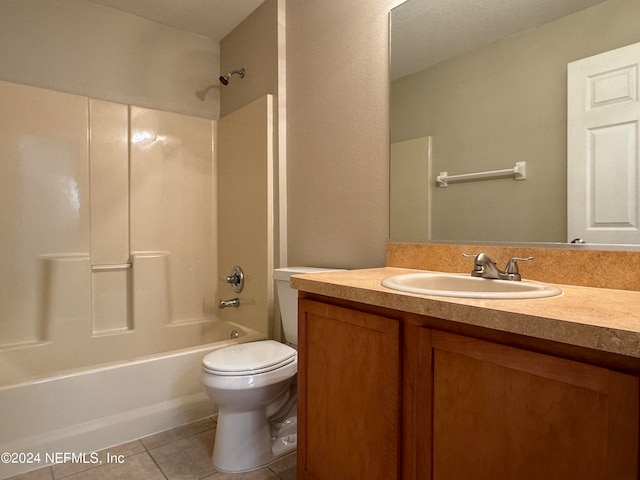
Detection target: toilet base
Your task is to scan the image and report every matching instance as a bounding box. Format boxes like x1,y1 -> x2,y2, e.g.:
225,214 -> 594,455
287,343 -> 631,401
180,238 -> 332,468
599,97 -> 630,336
212,407 -> 297,473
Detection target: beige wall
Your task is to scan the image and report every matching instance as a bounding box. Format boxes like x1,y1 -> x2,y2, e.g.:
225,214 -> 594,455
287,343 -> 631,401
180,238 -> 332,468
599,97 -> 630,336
286,0 -> 400,269
0,0 -> 219,119
220,0 -> 279,118
390,0 -> 640,243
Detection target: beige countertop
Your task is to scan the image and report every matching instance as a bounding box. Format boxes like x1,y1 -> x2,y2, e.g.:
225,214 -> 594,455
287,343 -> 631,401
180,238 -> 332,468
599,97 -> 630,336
291,267 -> 640,359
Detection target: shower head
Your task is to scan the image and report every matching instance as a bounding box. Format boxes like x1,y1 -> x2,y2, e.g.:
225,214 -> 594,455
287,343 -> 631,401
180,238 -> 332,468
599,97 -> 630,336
219,68 -> 245,86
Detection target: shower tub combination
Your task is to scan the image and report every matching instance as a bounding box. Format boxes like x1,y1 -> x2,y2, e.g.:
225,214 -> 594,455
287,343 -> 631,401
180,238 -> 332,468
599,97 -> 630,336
0,80 -> 239,479
0,321 -> 264,479
0,81 -> 276,479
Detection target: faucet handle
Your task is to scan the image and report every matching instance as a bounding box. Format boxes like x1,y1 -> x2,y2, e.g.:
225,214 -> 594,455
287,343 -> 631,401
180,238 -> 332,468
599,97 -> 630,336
504,257 -> 533,280
463,252 -> 496,264
463,253 -> 482,268
463,253 -> 483,277
463,253 -> 496,277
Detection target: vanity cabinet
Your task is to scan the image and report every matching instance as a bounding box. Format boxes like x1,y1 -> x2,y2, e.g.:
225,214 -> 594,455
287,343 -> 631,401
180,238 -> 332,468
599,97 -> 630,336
298,294 -> 640,480
297,298 -> 401,480
404,324 -> 639,480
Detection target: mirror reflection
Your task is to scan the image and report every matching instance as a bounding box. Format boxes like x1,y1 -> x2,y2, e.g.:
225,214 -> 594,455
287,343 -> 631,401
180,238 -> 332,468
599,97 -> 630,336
390,0 -> 640,246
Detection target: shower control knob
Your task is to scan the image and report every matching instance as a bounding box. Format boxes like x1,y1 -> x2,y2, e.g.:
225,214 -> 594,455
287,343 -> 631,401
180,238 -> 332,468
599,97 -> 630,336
224,266 -> 245,293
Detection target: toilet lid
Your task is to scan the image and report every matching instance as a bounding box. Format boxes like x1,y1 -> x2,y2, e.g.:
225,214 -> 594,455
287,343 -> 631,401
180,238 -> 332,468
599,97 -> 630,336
202,340 -> 296,376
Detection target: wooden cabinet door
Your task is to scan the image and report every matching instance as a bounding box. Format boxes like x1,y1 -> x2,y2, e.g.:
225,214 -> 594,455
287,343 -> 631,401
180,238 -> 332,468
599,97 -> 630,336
407,327 -> 639,480
297,299 -> 401,480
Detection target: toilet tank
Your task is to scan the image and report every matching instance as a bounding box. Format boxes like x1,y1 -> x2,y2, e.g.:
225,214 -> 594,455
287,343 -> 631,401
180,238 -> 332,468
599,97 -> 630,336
274,267 -> 345,347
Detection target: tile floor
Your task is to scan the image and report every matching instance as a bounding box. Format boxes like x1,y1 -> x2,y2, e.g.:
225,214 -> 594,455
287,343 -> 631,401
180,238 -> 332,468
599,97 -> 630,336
7,417 -> 296,480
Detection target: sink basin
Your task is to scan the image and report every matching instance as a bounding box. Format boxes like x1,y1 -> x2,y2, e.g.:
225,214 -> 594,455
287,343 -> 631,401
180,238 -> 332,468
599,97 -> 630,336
381,271 -> 562,299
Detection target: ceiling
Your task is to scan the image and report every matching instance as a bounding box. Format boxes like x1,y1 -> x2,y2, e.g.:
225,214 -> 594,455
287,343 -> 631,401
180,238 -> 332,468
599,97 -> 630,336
87,0 -> 607,78
390,0 -> 608,80
88,0 -> 266,42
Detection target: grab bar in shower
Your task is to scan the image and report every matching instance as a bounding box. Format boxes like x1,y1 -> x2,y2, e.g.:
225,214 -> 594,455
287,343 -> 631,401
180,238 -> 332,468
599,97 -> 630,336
91,263 -> 132,272
436,161 -> 526,187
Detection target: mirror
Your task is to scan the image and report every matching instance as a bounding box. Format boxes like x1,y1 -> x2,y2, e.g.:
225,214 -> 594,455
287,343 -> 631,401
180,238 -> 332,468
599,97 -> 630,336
389,0 -> 640,246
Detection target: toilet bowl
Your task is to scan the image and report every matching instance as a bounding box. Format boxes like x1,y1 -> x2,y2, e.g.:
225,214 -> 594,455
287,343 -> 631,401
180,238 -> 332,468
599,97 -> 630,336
201,266 -> 343,472
200,340 -> 298,472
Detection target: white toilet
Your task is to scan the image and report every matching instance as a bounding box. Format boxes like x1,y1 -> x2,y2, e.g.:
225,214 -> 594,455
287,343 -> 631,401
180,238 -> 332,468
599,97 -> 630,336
200,266 -> 341,473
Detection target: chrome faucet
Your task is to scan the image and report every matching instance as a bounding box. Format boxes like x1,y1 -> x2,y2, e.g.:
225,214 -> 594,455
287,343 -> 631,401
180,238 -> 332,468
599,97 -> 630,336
464,253 -> 532,281
218,298 -> 240,309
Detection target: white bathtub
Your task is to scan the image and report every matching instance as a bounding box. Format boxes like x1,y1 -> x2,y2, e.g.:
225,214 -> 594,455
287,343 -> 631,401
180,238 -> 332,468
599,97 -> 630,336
0,321 -> 264,479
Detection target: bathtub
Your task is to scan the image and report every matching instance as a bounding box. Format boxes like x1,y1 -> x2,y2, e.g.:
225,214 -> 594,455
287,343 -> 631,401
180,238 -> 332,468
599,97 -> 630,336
0,321 -> 264,479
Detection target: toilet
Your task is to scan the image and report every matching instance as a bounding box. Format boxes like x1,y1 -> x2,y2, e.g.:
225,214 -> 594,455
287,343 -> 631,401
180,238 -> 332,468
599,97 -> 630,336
200,266 -> 341,473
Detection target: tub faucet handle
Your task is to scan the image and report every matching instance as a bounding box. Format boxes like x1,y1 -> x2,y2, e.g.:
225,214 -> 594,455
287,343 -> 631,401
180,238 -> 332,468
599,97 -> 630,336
224,266 -> 244,293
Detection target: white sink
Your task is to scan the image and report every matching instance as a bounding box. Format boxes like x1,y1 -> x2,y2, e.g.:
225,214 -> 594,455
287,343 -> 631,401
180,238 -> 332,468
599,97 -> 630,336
381,271 -> 562,299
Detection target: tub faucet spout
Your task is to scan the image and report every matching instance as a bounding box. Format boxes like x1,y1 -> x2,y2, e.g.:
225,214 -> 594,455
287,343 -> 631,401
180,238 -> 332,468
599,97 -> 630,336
218,298 -> 240,309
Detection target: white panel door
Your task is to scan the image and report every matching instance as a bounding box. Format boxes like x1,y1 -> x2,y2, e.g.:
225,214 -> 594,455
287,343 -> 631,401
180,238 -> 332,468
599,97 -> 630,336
567,42 -> 640,244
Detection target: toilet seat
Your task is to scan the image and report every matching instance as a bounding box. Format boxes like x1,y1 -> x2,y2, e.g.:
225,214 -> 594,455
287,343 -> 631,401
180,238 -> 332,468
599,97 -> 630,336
202,340 -> 296,376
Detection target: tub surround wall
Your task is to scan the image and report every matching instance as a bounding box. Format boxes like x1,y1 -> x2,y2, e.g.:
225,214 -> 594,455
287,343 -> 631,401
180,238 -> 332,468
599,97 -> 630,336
217,95 -> 274,338
0,80 -> 217,386
130,106 -> 216,325
0,82 -> 89,349
387,242 -> 640,292
90,100 -> 131,334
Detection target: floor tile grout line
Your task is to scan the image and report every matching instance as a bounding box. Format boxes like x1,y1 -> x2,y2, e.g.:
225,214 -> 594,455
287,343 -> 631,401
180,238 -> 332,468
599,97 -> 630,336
49,420 -> 217,480
140,421 -> 218,480
9,415 -> 290,480
141,427 -> 217,453
140,416 -> 217,451
143,449 -> 170,480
